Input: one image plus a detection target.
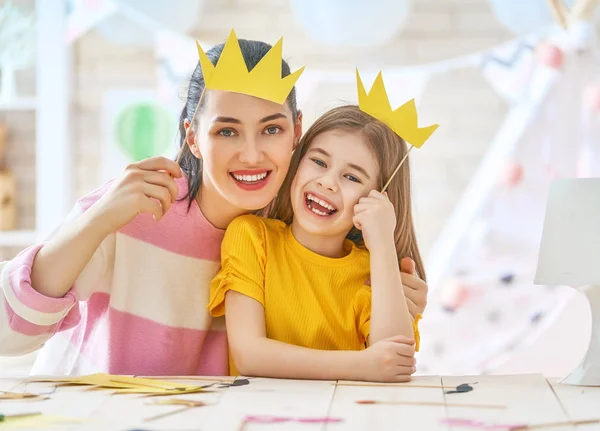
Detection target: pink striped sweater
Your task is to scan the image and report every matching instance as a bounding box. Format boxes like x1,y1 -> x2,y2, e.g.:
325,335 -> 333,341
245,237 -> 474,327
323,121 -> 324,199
0,176 -> 229,376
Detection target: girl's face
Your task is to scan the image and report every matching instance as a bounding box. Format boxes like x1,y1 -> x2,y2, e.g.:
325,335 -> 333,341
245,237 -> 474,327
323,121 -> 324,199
290,130 -> 379,244
191,90 -> 301,213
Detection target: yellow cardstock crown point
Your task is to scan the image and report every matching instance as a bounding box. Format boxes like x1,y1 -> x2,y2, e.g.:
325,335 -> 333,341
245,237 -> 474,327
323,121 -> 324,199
196,29 -> 305,105
356,69 -> 438,148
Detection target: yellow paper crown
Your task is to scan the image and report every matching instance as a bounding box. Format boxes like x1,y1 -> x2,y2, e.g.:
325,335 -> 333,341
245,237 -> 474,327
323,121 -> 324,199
196,30 -> 305,105
356,69 -> 438,148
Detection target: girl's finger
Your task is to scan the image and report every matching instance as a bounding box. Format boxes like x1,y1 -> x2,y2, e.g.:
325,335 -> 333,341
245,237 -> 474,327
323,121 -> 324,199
353,203 -> 373,214
352,215 -> 363,230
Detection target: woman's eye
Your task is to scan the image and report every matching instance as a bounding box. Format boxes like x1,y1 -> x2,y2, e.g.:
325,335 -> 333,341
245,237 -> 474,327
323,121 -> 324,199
218,128 -> 235,137
345,174 -> 361,183
312,158 -> 326,168
265,126 -> 282,135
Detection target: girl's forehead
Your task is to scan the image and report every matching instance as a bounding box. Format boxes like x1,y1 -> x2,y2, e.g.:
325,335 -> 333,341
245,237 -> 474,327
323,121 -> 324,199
308,131 -> 378,173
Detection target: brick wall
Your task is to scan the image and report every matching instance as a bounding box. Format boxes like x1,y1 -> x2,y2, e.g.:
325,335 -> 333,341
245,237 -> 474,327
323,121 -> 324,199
1,0 -> 536,260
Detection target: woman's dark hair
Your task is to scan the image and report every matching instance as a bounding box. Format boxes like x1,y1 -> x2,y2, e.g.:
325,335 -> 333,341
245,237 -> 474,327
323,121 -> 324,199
177,38 -> 300,208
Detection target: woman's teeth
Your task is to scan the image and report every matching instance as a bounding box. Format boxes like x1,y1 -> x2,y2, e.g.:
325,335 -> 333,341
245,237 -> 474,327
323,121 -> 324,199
232,172 -> 268,183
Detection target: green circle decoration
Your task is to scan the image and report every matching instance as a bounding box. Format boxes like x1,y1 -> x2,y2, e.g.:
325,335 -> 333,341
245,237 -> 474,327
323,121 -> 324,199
115,102 -> 174,162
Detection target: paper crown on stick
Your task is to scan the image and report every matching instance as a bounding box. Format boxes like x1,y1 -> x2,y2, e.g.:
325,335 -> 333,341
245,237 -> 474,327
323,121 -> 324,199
356,69 -> 438,148
196,29 -> 305,104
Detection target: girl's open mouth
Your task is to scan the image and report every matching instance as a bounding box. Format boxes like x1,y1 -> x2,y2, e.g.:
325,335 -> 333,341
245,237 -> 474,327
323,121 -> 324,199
305,192 -> 338,216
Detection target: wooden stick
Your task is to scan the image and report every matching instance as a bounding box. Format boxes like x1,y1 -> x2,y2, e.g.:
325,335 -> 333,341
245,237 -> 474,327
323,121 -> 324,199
568,0 -> 599,22
511,418 -> 600,430
139,375 -> 235,383
175,87 -> 206,165
335,381 -> 456,389
143,405 -> 194,422
356,400 -> 506,409
381,145 -> 413,193
547,0 -> 569,29
108,378 -> 189,391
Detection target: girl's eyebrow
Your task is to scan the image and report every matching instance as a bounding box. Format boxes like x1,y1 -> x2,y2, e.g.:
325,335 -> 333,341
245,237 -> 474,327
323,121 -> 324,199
308,147 -> 371,180
211,113 -> 287,125
348,163 -> 371,180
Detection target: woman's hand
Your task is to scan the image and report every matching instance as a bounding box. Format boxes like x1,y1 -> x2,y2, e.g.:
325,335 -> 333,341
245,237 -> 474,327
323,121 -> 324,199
400,257 -> 428,318
90,156 -> 182,235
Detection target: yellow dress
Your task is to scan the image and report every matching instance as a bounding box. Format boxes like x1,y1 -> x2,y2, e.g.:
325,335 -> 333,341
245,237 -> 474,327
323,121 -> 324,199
208,214 -> 420,374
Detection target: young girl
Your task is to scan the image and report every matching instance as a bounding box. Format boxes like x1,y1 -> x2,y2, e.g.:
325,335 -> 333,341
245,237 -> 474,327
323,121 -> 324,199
209,100 -> 427,382
0,35 -> 427,376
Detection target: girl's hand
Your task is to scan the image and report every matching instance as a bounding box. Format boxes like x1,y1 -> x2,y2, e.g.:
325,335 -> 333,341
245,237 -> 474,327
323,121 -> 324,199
360,335 -> 416,382
89,156 -> 182,235
353,190 -> 396,251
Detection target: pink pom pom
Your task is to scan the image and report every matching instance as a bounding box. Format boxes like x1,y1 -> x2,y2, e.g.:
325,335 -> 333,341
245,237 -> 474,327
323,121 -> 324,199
584,84 -> 600,111
536,43 -> 564,69
440,278 -> 470,311
500,161 -> 524,186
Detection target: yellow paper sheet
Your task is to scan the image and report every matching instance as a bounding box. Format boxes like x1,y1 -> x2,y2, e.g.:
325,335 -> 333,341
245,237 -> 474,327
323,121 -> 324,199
27,373 -> 206,395
0,415 -> 84,429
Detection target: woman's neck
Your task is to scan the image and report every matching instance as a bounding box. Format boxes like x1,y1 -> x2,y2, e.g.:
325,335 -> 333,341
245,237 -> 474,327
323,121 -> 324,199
290,220 -> 348,258
197,183 -> 249,230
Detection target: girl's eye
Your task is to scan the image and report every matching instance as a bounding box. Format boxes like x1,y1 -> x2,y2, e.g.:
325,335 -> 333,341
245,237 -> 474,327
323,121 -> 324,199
311,158 -> 326,168
218,128 -> 236,137
265,125 -> 282,135
345,174 -> 361,183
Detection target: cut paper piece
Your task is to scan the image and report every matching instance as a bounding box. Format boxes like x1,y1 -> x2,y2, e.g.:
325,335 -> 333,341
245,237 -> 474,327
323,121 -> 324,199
445,383 -> 475,394
218,378 -> 250,388
0,392 -> 49,401
242,415 -> 343,424
440,418 -> 600,430
26,373 -> 208,395
356,69 -> 438,149
356,400 -> 505,409
144,399 -> 211,422
0,414 -> 85,429
139,375 -> 236,383
197,29 -> 305,105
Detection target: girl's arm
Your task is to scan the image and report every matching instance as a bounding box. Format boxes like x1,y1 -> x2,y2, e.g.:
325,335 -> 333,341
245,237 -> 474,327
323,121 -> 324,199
368,240 -> 413,344
224,290 -> 415,382
353,190 -> 414,345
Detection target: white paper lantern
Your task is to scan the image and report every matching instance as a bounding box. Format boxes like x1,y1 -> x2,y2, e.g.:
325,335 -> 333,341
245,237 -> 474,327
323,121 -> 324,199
0,3 -> 35,101
487,0 -> 577,35
95,0 -> 205,47
290,0 -> 412,47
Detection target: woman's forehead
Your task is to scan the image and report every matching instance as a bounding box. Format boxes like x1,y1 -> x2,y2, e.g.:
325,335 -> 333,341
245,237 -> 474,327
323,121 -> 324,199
203,90 -> 293,122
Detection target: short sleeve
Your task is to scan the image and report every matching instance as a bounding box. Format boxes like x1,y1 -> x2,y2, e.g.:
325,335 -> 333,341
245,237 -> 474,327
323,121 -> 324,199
353,287 -> 372,345
208,215 -> 267,317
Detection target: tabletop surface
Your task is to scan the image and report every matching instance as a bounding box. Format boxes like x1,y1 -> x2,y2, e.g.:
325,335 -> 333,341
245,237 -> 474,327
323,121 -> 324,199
0,373 -> 599,430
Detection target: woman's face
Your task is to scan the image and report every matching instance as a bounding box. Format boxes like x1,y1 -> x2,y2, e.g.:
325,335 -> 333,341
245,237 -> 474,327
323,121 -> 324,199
190,90 -> 302,211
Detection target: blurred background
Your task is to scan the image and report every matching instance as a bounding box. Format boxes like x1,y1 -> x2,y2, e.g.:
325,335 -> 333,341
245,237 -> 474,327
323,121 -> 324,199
1,0 -> 599,377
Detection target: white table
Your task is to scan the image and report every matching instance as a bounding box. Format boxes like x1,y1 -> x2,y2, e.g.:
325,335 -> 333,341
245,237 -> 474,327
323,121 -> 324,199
1,374 -> 599,430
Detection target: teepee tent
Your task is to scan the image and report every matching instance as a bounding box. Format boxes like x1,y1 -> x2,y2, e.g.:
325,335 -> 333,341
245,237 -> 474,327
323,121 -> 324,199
418,0 -> 600,375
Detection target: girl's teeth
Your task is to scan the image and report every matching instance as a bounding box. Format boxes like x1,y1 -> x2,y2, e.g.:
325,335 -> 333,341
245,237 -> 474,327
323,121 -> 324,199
310,207 -> 327,216
307,193 -> 335,211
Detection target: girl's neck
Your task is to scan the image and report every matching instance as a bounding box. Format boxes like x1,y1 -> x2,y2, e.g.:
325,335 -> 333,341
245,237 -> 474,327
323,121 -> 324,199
290,220 -> 348,258
197,182 -> 249,230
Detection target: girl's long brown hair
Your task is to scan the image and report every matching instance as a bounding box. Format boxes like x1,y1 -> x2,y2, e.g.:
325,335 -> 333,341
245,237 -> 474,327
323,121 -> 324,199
266,105 -> 426,281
